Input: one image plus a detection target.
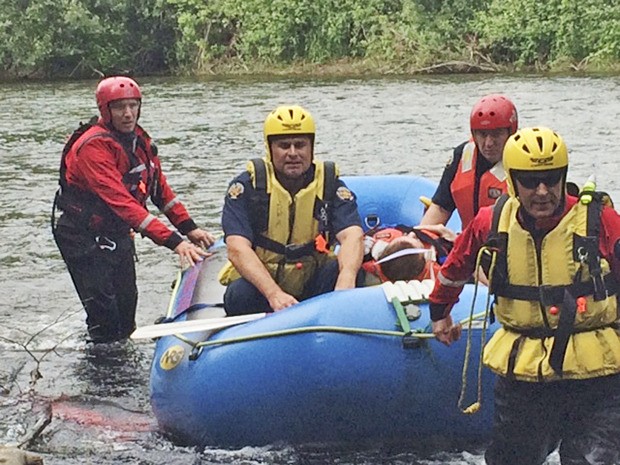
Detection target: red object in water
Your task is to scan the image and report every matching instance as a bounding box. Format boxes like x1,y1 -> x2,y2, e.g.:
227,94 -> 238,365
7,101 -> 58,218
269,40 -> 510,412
53,400 -> 157,433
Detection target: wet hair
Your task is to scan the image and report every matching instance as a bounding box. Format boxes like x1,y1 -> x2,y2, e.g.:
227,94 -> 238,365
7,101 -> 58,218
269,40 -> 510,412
377,240 -> 426,282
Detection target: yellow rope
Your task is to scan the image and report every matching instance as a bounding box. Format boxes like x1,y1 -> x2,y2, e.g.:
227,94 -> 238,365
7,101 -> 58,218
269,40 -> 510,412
458,246 -> 497,415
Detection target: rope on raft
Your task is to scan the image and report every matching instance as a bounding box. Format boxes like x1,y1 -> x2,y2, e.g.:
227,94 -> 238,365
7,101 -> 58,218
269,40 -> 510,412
173,311 -> 489,356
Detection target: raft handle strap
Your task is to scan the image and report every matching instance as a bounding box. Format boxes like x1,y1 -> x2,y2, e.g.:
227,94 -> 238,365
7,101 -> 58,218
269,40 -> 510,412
390,297 -> 412,344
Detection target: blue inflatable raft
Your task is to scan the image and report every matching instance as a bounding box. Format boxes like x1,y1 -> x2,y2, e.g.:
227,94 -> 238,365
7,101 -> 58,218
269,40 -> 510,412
148,175 -> 498,447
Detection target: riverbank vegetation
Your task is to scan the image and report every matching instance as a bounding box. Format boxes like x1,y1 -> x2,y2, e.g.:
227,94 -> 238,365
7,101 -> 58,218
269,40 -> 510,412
1,0 -> 618,79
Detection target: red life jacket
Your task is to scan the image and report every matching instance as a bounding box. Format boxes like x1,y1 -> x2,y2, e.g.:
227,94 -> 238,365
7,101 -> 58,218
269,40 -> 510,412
450,141 -> 507,228
56,120 -> 158,233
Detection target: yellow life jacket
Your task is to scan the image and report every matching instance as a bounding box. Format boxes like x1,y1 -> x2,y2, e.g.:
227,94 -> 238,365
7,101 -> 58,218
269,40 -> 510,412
483,195 -> 620,382
218,158 -> 337,298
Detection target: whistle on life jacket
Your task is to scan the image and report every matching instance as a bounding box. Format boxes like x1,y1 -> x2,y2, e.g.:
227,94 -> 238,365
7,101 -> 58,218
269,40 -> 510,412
138,180 -> 147,195
315,234 -> 330,254
576,296 -> 587,314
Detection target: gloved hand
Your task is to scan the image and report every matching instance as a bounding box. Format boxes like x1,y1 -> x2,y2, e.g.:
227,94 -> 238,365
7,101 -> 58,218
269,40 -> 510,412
371,240 -> 389,260
363,235 -> 375,256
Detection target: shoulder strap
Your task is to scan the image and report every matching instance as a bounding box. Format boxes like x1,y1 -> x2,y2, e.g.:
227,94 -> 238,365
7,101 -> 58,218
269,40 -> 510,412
314,161 -> 338,242
247,158 -> 269,233
491,193 -> 510,235
59,116 -> 100,190
250,158 -> 267,192
322,161 -> 337,200
581,193 -> 607,300
481,194 -> 510,294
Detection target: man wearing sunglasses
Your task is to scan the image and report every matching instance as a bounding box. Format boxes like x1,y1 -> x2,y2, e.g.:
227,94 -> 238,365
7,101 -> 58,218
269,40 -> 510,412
429,127 -> 620,464
421,94 -> 518,229
219,105 -> 364,316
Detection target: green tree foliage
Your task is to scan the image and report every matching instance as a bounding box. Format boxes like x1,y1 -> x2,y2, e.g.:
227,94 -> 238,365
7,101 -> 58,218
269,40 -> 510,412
0,0 -> 618,78
166,0 -> 618,72
472,0 -> 620,68
169,0 -> 393,66
167,0 -> 487,69
0,0 -> 177,78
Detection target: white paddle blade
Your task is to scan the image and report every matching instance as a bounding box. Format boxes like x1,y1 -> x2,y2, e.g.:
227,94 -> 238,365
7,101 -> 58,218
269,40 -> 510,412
130,312 -> 267,340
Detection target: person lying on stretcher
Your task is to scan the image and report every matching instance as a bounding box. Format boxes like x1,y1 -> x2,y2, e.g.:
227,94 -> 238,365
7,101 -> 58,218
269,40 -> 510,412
362,224 -> 456,285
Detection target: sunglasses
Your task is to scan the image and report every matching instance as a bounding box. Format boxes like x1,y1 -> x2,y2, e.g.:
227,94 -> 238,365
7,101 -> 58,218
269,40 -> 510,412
513,170 -> 564,190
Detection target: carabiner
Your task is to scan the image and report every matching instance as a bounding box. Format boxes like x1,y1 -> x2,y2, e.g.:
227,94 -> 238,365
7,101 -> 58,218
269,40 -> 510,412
95,235 -> 117,251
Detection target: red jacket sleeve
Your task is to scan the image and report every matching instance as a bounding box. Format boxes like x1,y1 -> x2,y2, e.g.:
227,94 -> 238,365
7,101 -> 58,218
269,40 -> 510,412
428,206 -> 493,320
70,138 -> 185,249
149,158 -> 197,236
600,205 -> 620,282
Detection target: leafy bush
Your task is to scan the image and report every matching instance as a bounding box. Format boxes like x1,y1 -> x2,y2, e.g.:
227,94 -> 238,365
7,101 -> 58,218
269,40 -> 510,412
0,0 -> 617,78
170,0 -> 396,65
0,0 -> 177,78
472,0 -> 620,68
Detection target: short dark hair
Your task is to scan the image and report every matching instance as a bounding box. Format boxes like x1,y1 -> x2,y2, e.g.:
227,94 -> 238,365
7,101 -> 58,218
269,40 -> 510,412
377,241 -> 426,282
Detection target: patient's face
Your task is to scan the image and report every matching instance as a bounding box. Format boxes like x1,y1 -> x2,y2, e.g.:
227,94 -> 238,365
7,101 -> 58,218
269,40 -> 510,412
391,233 -> 424,249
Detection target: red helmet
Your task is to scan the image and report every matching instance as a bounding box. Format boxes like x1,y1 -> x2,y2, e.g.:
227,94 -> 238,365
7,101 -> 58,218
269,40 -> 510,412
470,94 -> 518,134
95,76 -> 142,123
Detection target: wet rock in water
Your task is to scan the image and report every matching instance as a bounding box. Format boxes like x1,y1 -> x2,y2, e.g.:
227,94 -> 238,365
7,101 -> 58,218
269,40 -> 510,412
0,446 -> 43,465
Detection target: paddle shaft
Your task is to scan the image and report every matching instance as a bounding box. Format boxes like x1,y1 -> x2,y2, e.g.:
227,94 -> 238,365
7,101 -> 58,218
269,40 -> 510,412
130,313 -> 267,339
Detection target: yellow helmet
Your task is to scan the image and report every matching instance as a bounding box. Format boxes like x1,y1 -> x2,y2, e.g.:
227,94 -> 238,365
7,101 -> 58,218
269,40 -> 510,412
503,127 -> 568,196
264,105 -> 315,158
